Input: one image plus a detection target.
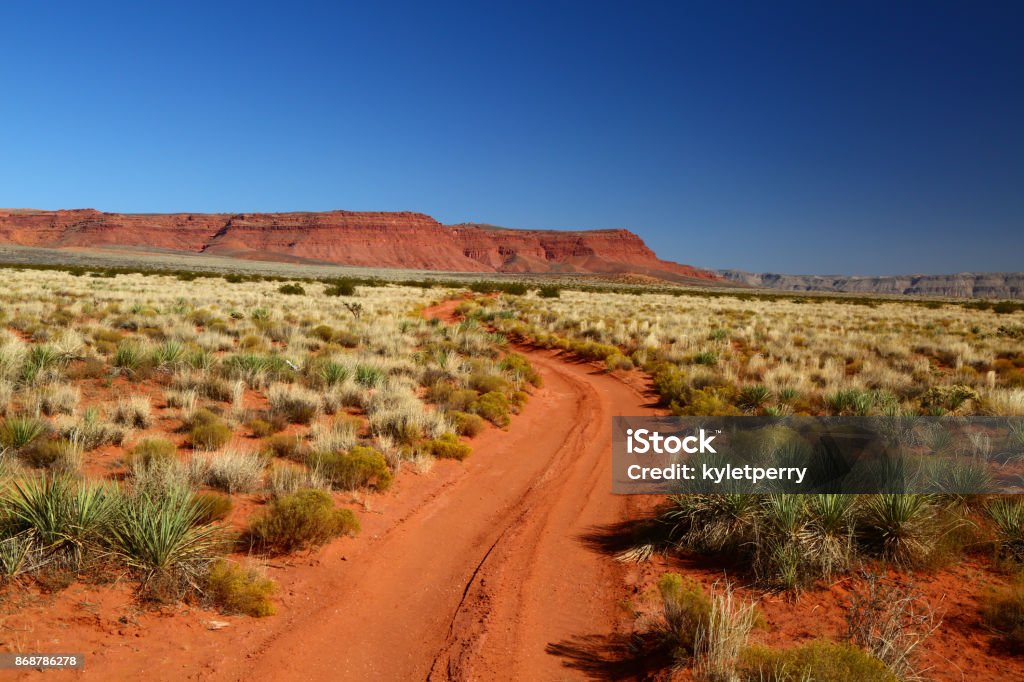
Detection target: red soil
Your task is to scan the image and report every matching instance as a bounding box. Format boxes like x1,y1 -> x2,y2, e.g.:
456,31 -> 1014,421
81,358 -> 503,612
0,208 -> 720,282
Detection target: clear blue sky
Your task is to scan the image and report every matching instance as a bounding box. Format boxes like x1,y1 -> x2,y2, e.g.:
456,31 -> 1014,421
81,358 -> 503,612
1,1 -> 1021,275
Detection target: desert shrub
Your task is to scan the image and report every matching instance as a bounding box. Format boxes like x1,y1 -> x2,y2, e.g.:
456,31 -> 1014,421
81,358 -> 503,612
738,385 -> 771,411
468,371 -> 509,394
263,433 -> 305,460
324,279 -> 356,296
472,391 -> 510,427
205,559 -> 276,617
193,492 -> 233,524
449,410 -> 485,437
0,415 -> 48,451
278,283 -> 305,295
443,388 -> 480,412
740,641 -> 896,681
59,407 -> 129,450
21,438 -> 83,472
657,573 -> 711,661
499,352 -> 541,386
919,384 -> 980,412
311,446 -> 392,491
249,488 -> 359,553
693,351 -> 718,366
846,571 -> 940,680
111,486 -> 227,598
605,352 -> 634,372
982,582 -> 1024,652
537,285 -> 560,298
33,383 -> 80,416
190,450 -> 265,494
318,361 -> 352,387
190,420 -> 233,451
266,461 -> 327,496
111,396 -> 153,428
677,388 -> 742,417
267,383 -> 320,425
422,433 -> 472,461
248,417 -> 282,438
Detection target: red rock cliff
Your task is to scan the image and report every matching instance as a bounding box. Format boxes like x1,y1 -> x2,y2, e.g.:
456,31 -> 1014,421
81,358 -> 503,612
0,209 -> 719,281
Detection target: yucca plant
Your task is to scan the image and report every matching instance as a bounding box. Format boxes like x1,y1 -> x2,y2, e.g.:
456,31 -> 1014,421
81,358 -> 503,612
0,415 -> 48,451
110,486 -> 227,595
5,475 -> 117,565
861,494 -> 937,566
151,339 -> 185,369
19,345 -> 64,385
319,361 -> 351,387
987,497 -> 1024,562
0,532 -> 36,580
113,340 -> 146,372
802,494 -> 858,579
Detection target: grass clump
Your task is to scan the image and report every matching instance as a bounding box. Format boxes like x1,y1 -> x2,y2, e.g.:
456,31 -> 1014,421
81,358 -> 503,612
205,559 -> 276,617
472,391 -> 510,427
982,582 -> 1024,653
193,492 -> 234,524
249,488 -> 359,554
267,384 -> 320,425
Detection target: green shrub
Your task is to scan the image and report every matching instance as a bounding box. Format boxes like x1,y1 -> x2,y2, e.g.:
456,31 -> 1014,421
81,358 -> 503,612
658,572 -> 711,659
249,488 -> 359,553
740,641 -> 896,681
311,446 -> 392,491
127,438 -> 177,470
676,388 -> 742,417
20,438 -> 82,470
193,492 -> 234,524
988,497 -> 1024,562
248,418 -> 278,438
205,559 -> 276,617
423,433 -> 472,461
468,372 -> 508,394
499,352 -> 542,386
263,433 -> 305,460
190,418 -> 233,451
537,285 -> 560,298
919,384 -> 980,412
982,583 -> 1024,652
278,283 -> 305,295
449,411 -> 485,437
324,279 -> 356,296
472,391 -> 510,427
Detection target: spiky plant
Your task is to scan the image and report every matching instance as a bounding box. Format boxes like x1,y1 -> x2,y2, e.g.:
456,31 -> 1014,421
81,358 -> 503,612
987,497 -> 1024,562
862,494 -> 937,566
802,494 -> 858,579
0,415 -> 48,451
5,475 -> 117,566
110,486 -> 227,595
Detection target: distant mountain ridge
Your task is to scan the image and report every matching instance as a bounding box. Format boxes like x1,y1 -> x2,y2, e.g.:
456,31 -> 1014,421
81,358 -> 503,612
718,270 -> 1024,299
0,208 -> 719,283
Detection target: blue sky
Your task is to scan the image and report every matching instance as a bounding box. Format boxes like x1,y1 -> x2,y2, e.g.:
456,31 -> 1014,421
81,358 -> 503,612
1,1 -> 1021,275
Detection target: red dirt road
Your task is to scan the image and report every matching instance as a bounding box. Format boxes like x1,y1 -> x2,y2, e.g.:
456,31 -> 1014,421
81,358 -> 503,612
10,302 -> 661,681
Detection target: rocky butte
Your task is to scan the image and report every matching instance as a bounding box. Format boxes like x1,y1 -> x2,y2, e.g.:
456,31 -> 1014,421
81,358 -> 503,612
0,209 -> 719,282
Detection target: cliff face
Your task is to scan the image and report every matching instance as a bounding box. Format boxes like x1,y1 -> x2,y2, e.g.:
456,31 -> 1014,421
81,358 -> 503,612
718,270 -> 1024,300
0,209 -> 719,281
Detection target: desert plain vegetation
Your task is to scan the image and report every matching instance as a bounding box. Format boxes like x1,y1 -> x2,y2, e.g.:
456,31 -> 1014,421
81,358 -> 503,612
0,265 -> 1023,680
461,288 -> 1024,680
0,267 -> 539,618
